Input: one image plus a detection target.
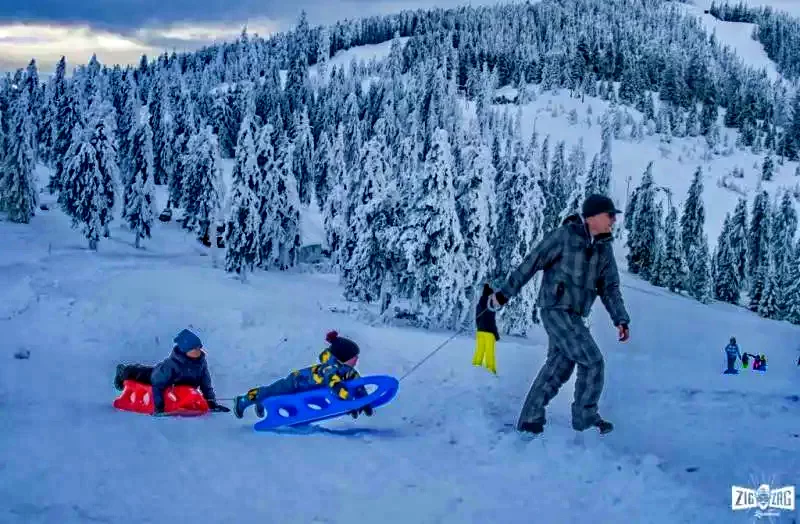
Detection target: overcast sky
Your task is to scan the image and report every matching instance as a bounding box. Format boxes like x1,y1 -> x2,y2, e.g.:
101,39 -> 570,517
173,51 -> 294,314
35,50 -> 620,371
0,0 -> 493,72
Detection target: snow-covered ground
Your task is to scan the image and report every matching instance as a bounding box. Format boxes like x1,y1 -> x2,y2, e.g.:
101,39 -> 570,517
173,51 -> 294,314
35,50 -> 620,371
2,172 -> 799,524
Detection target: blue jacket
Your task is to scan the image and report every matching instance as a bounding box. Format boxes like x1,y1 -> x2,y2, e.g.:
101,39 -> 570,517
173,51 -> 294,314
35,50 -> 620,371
288,349 -> 367,400
150,347 -> 216,411
725,343 -> 742,359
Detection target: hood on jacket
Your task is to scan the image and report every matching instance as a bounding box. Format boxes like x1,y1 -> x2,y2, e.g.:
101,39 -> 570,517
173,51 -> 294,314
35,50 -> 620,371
173,328 -> 203,354
562,213 -> 613,244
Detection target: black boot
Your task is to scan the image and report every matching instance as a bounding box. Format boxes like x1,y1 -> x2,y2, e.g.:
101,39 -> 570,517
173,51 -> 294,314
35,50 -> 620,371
233,396 -> 247,419
518,421 -> 545,434
255,403 -> 265,418
114,364 -> 126,391
593,419 -> 614,434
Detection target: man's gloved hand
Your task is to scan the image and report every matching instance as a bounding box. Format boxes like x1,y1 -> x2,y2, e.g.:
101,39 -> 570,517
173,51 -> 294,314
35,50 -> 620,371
617,323 -> 630,342
207,400 -> 231,413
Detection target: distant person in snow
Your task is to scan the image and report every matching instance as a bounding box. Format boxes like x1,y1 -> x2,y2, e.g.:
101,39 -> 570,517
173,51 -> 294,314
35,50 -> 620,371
488,194 -> 630,436
113,328 -> 229,415
725,337 -> 742,372
232,331 -> 371,419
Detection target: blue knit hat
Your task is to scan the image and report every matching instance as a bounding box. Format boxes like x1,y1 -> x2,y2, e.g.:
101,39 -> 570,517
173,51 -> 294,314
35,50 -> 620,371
174,329 -> 203,353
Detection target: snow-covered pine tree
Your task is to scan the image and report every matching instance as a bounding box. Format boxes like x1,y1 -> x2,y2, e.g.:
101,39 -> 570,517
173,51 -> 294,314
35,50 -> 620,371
544,140 -> 568,231
757,261 -> 780,319
181,125 -> 224,238
595,124 -> 613,195
713,213 -> 741,304
748,266 -> 766,312
292,109 -> 314,206
728,198 -> 749,288
681,166 -> 706,261
687,233 -> 712,304
539,135 -> 550,175
225,116 -> 261,279
147,73 -> 170,185
343,135 -> 394,303
316,26 -> 330,84
85,90 -> 119,239
41,56 -> 67,167
117,75 -> 137,178
322,125 -> 348,268
22,59 -> 40,161
1,90 -> 37,222
123,109 -> 156,248
642,200 -> 664,283
270,130 -> 302,270
761,154 -> 775,181
61,109 -> 117,250
770,191 -> 797,270
584,153 -> 600,199
211,90 -> 237,158
50,83 -> 83,194
399,128 -> 469,329
494,134 -> 522,279
566,138 -> 585,193
782,242 -> 800,324
647,198 -> 666,288
166,82 -> 197,209
747,190 -> 770,294
457,123 -> 498,302
496,136 -> 546,336
253,123 -> 280,269
313,130 -> 332,210
661,204 -> 687,293
624,185 -> 639,233
626,162 -> 658,276
700,100 -> 718,136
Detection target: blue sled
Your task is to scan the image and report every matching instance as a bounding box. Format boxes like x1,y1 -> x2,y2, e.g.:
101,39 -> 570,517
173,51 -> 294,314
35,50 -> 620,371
253,375 -> 399,431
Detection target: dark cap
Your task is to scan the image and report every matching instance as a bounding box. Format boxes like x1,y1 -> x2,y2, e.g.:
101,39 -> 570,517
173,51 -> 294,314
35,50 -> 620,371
325,330 -> 360,363
582,194 -> 622,218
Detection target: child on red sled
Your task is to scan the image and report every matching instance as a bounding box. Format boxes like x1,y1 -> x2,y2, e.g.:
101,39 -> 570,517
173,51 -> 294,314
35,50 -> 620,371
233,331 -> 372,419
114,328 -> 230,415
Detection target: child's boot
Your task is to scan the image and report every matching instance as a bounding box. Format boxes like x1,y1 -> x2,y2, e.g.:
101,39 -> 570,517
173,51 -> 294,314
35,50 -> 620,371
114,364 -> 126,391
233,396 -> 249,419
255,403 -> 265,418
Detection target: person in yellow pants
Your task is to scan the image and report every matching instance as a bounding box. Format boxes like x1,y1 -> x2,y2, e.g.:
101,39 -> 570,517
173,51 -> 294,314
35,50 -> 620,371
473,284 -> 500,374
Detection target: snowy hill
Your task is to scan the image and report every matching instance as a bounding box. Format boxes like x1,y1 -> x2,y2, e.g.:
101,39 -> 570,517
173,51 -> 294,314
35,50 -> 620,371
2,179 -> 798,523
695,0 -> 800,17
683,1 -> 781,81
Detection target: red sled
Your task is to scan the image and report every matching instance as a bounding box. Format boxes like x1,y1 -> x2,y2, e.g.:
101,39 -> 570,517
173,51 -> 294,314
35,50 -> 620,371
113,380 -> 210,416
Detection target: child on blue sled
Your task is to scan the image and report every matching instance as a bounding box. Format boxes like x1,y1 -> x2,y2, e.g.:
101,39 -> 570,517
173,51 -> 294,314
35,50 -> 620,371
233,331 -> 373,419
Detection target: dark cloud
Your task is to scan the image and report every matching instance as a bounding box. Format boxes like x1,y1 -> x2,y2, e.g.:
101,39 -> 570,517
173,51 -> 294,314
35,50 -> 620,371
0,1 -> 302,33
0,0 -> 492,34
0,0 -> 502,71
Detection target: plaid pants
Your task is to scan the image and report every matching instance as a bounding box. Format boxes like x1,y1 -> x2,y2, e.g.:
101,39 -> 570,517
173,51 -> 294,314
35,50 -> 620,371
517,309 -> 605,430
